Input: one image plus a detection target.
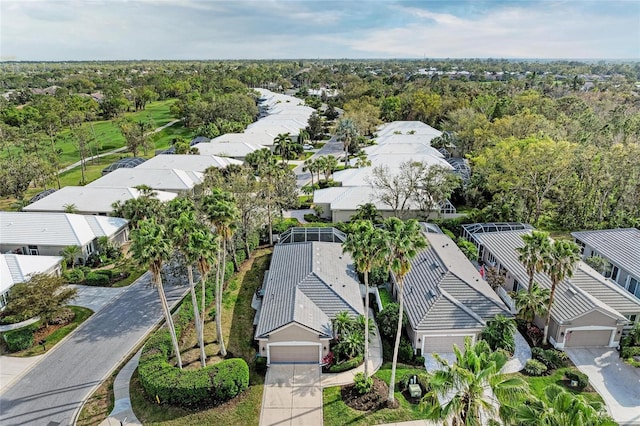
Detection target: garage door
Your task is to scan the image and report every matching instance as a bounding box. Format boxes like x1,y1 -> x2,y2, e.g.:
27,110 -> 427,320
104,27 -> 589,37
269,345 -> 319,363
424,335 -> 470,354
565,329 -> 612,348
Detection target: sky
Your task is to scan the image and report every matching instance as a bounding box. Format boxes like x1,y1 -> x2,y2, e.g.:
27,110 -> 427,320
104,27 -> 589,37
1,0 -> 639,61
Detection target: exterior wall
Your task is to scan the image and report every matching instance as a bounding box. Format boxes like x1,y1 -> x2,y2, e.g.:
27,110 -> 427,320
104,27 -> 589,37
110,227 -> 129,245
412,327 -> 479,354
581,243 -> 632,288
552,311 -> 623,349
257,323 -> 331,362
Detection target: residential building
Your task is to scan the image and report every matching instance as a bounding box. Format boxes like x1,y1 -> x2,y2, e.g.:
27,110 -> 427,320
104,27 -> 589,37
0,254 -> 63,308
135,154 -> 242,173
87,168 -> 203,194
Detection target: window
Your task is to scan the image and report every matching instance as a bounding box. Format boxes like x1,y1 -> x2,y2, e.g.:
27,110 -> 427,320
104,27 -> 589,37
576,240 -> 585,255
626,314 -> 638,324
627,277 -> 640,299
28,245 -> 39,255
611,265 -> 620,282
513,280 -> 521,292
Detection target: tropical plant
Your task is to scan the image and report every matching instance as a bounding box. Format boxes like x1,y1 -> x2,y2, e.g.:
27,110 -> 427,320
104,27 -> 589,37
480,314 -> 517,353
383,217 -> 428,404
584,256 -> 612,276
543,240 -> 581,345
512,281 -> 550,324
517,231 -> 551,295
335,118 -> 358,166
111,184 -> 164,229
354,372 -> 374,395
129,217 -> 183,368
332,311 -> 355,339
60,245 -> 81,269
421,338 -> 528,425
63,203 -> 78,213
343,220 -> 387,378
624,321 -> 640,346
352,203 -> 382,224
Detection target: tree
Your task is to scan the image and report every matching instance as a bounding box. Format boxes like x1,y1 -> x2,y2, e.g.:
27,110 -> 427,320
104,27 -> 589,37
352,203 -> 382,224
69,125 -> 92,185
584,256 -> 611,276
480,314 -> 517,353
413,164 -> 461,218
0,155 -> 43,199
306,112 -> 324,141
384,217 -> 427,404
332,310 -> 355,339
369,162 -> 421,216
543,240 -> 581,345
111,185 -> 164,229
320,155 -> 339,182
421,338 -> 528,425
380,96 -> 401,122
343,220 -> 387,378
517,231 -> 551,295
200,189 -> 238,357
117,117 -> 155,157
273,133 -> 300,165
335,118 -> 359,166
60,245 -> 81,269
354,150 -> 371,168
130,218 -> 183,369
3,274 -> 77,326
513,282 -> 550,324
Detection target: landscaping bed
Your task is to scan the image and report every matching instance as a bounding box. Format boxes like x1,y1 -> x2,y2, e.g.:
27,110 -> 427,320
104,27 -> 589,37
341,376 -> 388,412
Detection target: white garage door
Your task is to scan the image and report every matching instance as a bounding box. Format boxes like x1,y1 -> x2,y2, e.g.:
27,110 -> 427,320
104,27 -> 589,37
424,335 -> 470,354
564,329 -> 612,348
269,345 -> 319,363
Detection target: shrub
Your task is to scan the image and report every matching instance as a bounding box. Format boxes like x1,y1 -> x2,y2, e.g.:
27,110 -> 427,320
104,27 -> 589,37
524,359 -> 547,376
96,269 -> 114,278
138,329 -> 249,407
322,351 -> 335,366
377,303 -> 407,340
382,339 -> 394,362
354,372 -> 373,395
85,271 -> 110,286
3,327 -> 34,352
414,355 -> 425,366
63,268 -> 85,284
531,346 -> 544,361
621,346 -> 640,359
399,337 -> 414,364
565,369 -> 589,390
543,349 -> 568,369
254,356 -> 267,374
49,307 -> 75,325
327,355 -> 363,373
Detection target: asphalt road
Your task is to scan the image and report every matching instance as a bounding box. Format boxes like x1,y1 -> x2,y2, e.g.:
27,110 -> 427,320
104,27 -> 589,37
0,272 -> 189,426
293,136 -> 344,188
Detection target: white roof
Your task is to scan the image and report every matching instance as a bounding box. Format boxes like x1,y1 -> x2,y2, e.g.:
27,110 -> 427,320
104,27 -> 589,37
193,141 -> 266,158
332,168 -> 376,187
376,121 -> 442,138
135,154 -> 242,172
0,212 -> 128,247
245,120 -> 303,137
254,88 -> 304,107
23,186 -> 176,214
1,254 -> 63,294
87,168 -> 203,192
368,153 -> 453,170
365,143 -> 444,158
314,186 -> 419,211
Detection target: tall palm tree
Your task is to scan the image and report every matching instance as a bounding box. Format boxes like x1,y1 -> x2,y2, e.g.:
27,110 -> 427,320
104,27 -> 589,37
167,198 -> 208,367
342,220 -> 387,379
200,189 -> 238,357
421,338 -> 528,425
517,231 -> 551,295
543,239 -> 581,345
130,217 -> 183,369
512,281 -> 550,324
273,133 -> 293,165
384,217 -> 427,404
335,118 -> 358,167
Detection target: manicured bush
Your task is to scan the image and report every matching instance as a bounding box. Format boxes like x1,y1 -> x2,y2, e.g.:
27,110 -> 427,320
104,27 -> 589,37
531,346 -> 544,361
565,369 -> 589,390
621,345 -> 640,359
63,268 -> 85,284
138,329 -> 249,407
524,359 -> 547,376
96,269 -> 114,278
3,327 -> 34,352
354,372 -> 373,395
399,338 -> 414,364
414,355 -> 426,366
543,349 -> 568,369
327,355 -> 363,373
85,271 -> 110,286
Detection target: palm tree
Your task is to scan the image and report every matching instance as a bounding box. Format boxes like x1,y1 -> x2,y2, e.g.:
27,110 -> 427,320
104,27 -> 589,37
335,118 -> 358,167
517,231 -> 551,295
342,220 -> 387,379
166,198 -> 208,367
543,239 -> 581,345
353,203 -> 382,224
513,384 -> 614,426
322,155 -> 339,181
273,133 -> 293,165
60,245 -> 81,269
480,314 -> 517,353
302,158 -> 317,186
384,217 -> 427,404
421,338 -> 528,425
332,311 -> 355,339
512,281 -> 550,324
63,203 -> 79,214
200,189 -> 238,357
130,217 -> 183,369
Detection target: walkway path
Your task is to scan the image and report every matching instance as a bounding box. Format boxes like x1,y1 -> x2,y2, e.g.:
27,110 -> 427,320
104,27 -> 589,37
58,119 -> 181,173
100,350 -> 143,426
501,331 -> 531,374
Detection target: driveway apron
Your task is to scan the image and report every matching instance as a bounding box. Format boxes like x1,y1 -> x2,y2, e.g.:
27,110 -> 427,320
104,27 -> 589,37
260,364 -> 323,426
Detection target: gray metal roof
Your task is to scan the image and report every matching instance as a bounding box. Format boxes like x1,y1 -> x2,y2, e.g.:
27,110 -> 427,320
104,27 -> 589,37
255,241 -> 364,338
571,264 -> 640,315
473,230 -> 624,323
571,228 -> 640,280
402,232 -> 511,332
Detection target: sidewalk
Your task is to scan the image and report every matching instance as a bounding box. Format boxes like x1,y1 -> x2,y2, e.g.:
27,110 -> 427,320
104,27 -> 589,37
501,331 -> 531,374
99,350 -> 142,426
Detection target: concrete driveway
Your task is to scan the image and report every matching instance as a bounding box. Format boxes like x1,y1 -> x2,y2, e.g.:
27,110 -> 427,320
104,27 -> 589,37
566,348 -> 640,425
260,364 -> 323,426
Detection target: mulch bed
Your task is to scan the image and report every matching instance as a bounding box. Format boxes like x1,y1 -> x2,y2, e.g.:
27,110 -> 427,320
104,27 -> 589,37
33,324 -> 64,342
341,376 -> 389,412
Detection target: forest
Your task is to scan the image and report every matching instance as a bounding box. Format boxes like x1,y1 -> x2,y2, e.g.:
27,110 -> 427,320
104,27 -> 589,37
0,59 -> 638,232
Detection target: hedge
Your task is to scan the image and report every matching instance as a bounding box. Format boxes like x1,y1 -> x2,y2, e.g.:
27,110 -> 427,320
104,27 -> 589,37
327,355 -> 363,373
565,369 -> 589,390
63,268 -> 85,284
4,327 -> 35,352
138,329 -> 249,408
621,346 -> 640,358
85,271 -> 110,286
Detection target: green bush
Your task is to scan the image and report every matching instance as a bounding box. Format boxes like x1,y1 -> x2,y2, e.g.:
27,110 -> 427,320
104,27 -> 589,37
328,355 -> 363,373
96,269 -> 114,278
565,369 -> 589,390
354,372 -> 373,395
138,329 -> 249,407
271,218 -> 299,234
414,355 -> 425,366
621,346 -> 640,358
85,271 -> 110,286
3,327 -> 35,352
543,349 -> 568,369
531,346 -> 544,361
524,359 -> 547,376
399,337 -> 414,364
254,356 -> 268,373
63,268 -> 85,284
382,339 -> 393,362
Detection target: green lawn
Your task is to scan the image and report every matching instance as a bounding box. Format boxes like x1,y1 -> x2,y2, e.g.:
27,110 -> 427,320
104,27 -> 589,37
513,367 -> 604,404
323,363 -> 427,426
377,287 -> 393,308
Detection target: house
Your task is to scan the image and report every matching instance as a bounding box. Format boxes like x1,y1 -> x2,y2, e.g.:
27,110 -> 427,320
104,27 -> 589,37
134,154 -> 242,173
465,225 -> 634,349
87,168 -> 203,194
394,230 -> 511,354
192,139 -> 266,160
254,227 -> 364,364
571,228 -> 640,300
0,254 -> 63,309
22,186 -> 176,216
376,121 -> 442,139
0,212 -> 129,264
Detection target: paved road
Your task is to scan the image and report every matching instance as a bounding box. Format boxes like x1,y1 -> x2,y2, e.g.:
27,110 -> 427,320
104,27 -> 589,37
293,136 -> 344,189
0,273 -> 189,426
